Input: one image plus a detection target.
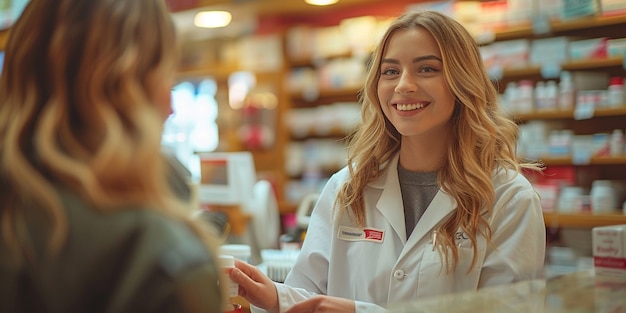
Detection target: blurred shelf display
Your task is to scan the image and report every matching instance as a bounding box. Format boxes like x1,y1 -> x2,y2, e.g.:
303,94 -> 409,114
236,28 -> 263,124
494,12 -> 626,231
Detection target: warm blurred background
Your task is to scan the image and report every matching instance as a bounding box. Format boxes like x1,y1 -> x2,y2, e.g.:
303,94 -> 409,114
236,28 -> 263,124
2,0 -> 626,280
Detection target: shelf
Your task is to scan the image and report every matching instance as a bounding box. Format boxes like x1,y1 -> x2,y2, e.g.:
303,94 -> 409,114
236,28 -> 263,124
290,87 -> 361,105
543,212 -> 626,228
513,106 -> 626,121
290,129 -> 350,141
493,56 -> 624,80
538,155 -> 626,166
289,51 -> 353,67
177,63 -> 241,79
561,57 -> 625,71
485,14 -> 626,42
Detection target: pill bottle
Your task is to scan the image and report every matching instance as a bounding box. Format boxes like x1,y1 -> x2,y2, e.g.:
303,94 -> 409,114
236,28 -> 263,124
219,255 -> 242,313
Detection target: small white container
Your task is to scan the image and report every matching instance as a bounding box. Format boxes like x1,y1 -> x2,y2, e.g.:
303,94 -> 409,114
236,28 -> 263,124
219,255 -> 239,298
591,180 -> 617,213
558,186 -> 584,212
610,129 -> 624,156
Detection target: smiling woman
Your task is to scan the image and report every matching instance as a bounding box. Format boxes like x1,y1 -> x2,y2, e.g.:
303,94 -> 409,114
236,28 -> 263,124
226,10 -> 546,313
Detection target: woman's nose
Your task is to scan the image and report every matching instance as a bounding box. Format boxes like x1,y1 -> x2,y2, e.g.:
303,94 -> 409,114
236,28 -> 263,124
394,73 -> 417,94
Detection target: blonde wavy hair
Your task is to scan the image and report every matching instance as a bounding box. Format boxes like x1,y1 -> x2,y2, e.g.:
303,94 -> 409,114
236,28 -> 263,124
338,10 -> 542,271
0,0 -> 218,265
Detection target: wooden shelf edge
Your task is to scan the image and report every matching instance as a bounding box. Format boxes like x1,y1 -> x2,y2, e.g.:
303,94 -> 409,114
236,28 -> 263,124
496,56 -> 624,80
513,106 -> 626,121
537,155 -> 626,166
543,212 -> 626,228
289,87 -> 361,104
489,14 -> 626,42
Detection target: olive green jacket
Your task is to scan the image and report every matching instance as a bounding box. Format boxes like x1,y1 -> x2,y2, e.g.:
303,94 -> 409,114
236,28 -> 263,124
0,186 -> 223,313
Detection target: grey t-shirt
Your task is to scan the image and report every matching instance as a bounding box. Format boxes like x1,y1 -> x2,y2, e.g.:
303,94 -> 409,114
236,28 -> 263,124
398,165 -> 439,239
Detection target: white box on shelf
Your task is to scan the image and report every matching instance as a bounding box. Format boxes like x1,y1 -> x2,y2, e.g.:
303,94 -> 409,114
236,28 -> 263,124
592,224 -> 626,277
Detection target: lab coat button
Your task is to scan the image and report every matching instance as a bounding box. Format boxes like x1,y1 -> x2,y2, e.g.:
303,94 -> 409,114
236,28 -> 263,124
393,270 -> 405,280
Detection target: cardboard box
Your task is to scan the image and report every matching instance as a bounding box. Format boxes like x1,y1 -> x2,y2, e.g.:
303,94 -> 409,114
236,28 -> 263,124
592,225 -> 626,277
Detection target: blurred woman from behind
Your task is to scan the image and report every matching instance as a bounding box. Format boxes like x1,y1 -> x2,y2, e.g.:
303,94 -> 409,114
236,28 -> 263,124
0,0 -> 223,312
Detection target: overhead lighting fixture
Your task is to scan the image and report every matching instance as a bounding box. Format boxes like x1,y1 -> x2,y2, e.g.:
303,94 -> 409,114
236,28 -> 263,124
305,0 -> 339,5
194,10 -> 232,28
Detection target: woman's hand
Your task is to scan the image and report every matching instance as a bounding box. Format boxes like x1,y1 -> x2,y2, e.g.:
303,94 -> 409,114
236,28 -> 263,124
229,260 -> 279,312
284,295 -> 355,313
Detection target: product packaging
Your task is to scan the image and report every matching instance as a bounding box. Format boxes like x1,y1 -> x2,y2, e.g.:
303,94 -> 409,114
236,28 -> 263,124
592,225 -> 626,277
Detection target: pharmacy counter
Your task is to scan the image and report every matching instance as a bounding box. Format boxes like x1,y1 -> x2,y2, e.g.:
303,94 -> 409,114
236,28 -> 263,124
391,269 -> 626,313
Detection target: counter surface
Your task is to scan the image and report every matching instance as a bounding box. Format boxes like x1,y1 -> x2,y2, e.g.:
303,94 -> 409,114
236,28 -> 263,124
390,270 -> 626,313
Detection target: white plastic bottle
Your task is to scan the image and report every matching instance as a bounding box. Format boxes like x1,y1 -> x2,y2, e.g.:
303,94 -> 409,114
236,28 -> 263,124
503,81 -> 518,112
544,80 -> 558,110
591,180 -> 617,213
558,71 -> 576,110
219,255 -> 239,312
608,76 -> 624,107
610,129 -> 624,156
534,81 -> 546,110
517,80 -> 535,113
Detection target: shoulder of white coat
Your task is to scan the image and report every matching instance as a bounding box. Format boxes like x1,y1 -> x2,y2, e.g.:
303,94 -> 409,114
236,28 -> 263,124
490,168 -> 541,216
492,167 -> 535,194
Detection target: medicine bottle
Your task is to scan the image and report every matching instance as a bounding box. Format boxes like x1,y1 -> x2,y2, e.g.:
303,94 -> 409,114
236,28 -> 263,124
610,129 -> 624,156
590,180 -> 616,213
219,255 -> 244,313
558,71 -> 575,110
608,77 -> 624,107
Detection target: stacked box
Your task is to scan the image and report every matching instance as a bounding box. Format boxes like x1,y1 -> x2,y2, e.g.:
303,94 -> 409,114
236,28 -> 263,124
592,225 -> 626,277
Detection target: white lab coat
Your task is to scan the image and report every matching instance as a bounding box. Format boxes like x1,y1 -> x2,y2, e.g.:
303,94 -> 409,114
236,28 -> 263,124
258,154 -> 545,313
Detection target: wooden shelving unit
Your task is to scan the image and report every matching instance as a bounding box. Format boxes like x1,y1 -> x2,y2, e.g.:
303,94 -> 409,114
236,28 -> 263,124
544,212 -> 626,228
482,14 -> 626,42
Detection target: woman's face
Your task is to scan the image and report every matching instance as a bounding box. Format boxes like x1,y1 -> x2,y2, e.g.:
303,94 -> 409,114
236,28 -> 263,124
377,27 -> 456,141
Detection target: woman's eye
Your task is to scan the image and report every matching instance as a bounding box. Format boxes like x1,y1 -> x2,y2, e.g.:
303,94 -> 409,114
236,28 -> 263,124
421,66 -> 435,72
381,68 -> 399,76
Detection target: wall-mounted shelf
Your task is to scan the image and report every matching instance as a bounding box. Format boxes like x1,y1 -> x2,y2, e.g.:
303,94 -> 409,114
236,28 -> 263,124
480,14 -> 626,43
538,155 -> 626,166
513,106 -> 626,121
544,212 -> 626,228
290,87 -> 361,106
491,56 -> 624,80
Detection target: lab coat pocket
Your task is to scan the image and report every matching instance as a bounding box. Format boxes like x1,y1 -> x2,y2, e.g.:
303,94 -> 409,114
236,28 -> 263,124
416,245 -> 481,298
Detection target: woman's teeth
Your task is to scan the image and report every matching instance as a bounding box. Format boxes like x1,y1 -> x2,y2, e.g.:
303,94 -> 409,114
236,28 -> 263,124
396,103 -> 425,111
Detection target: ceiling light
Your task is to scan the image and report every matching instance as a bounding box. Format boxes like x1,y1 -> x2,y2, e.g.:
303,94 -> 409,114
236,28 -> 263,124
194,11 -> 232,28
305,0 -> 339,6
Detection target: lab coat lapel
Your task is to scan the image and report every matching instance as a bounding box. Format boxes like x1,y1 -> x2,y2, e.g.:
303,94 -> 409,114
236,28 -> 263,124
405,190 -> 456,248
373,154 -> 407,242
